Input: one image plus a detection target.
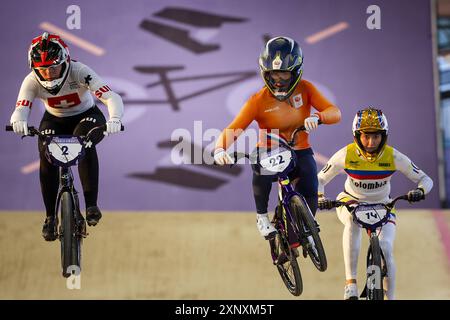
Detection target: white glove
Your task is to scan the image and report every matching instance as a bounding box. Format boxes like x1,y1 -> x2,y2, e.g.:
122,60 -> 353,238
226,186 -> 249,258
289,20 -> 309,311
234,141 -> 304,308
105,117 -> 122,136
304,115 -> 320,133
11,120 -> 29,136
214,148 -> 234,165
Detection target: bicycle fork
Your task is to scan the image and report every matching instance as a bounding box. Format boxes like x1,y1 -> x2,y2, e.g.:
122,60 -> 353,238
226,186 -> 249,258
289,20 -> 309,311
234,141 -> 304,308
55,167 -> 87,238
361,231 -> 388,299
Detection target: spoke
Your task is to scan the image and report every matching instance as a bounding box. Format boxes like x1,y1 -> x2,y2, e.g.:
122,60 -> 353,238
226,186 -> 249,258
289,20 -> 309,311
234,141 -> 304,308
287,268 -> 294,281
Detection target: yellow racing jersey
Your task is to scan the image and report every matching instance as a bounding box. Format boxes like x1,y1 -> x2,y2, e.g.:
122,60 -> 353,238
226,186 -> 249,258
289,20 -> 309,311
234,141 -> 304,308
318,143 -> 433,202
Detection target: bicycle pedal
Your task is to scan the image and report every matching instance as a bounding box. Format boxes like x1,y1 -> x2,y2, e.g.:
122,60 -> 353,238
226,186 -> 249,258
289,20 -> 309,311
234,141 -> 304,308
86,217 -> 101,227
302,245 -> 308,258
77,229 -> 88,238
79,224 -> 88,238
264,231 -> 277,240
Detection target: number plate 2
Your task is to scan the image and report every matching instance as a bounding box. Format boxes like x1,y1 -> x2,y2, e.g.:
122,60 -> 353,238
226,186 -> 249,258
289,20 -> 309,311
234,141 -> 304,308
46,136 -> 84,165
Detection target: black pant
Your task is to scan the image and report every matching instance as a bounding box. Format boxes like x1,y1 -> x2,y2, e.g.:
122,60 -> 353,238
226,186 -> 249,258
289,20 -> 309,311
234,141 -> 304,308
38,106 -> 106,217
251,148 -> 318,216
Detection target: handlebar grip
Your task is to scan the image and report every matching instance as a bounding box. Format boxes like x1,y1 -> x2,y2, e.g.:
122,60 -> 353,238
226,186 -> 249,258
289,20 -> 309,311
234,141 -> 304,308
330,200 -> 343,207
5,125 -> 36,132
299,120 -> 323,131
102,124 -> 124,131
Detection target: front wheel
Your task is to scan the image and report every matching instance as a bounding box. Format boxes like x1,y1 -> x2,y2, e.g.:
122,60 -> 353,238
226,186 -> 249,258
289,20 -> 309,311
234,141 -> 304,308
269,227 -> 303,296
365,235 -> 384,300
290,195 -> 327,271
59,191 -> 82,278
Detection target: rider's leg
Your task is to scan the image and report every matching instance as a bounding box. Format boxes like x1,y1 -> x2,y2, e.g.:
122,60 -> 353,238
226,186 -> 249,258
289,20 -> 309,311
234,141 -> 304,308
73,107 -> 106,211
73,107 -> 106,226
76,145 -> 99,209
251,163 -> 273,214
38,113 -> 68,217
38,113 -> 72,241
336,192 -> 362,290
378,218 -> 397,300
292,148 -> 318,216
38,139 -> 59,218
251,163 -> 277,237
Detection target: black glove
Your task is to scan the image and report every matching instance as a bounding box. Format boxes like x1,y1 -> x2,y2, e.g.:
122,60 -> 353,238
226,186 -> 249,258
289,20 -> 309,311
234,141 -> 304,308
318,196 -> 334,210
407,188 -> 425,202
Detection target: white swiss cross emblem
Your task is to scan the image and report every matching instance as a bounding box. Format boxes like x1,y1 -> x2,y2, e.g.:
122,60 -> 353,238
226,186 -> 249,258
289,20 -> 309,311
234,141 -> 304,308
292,94 -> 303,109
47,93 -> 81,109
54,100 -> 75,108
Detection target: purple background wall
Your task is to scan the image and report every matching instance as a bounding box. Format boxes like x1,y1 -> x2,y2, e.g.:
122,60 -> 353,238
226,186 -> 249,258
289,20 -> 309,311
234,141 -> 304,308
0,0 -> 440,211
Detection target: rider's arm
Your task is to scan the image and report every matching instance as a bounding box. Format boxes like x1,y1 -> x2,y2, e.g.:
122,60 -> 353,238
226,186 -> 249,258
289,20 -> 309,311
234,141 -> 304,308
394,148 -> 433,194
317,146 -> 347,195
10,73 -> 38,122
214,95 -> 258,151
303,80 -> 341,124
76,63 -> 124,120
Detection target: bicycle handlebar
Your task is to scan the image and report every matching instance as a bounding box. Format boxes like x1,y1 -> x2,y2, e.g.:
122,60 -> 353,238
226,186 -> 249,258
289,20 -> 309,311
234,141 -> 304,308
330,194 -> 409,211
6,125 -> 38,135
231,151 -> 250,164
213,119 -> 323,165
288,120 -> 322,146
6,124 -> 124,141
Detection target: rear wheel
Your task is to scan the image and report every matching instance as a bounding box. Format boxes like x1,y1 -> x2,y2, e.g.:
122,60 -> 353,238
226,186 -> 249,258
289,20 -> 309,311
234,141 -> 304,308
366,235 -> 384,300
289,195 -> 327,271
270,226 -> 303,296
60,192 -> 82,278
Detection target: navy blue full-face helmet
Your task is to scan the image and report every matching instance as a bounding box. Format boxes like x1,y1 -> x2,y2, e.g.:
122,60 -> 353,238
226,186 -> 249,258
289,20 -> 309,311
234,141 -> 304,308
259,36 -> 304,101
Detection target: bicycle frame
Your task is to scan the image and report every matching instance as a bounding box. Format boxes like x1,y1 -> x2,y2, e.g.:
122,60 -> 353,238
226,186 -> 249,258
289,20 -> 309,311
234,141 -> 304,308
276,174 -> 308,239
329,195 -> 409,299
227,124 -> 326,295
232,129 -> 319,241
6,123 -> 123,278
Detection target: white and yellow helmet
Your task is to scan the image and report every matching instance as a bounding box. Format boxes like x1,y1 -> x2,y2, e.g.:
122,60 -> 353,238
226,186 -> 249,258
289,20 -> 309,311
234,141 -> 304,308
352,107 -> 389,162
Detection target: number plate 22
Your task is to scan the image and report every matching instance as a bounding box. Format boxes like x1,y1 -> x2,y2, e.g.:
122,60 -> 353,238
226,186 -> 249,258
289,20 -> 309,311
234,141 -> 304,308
259,150 -> 292,173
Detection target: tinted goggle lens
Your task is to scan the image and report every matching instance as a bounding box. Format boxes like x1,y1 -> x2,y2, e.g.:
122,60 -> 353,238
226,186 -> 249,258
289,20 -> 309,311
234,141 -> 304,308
34,64 -> 60,71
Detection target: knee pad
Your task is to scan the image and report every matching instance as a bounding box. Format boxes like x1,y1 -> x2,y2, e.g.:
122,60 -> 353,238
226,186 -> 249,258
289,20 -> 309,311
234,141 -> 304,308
74,117 -> 105,145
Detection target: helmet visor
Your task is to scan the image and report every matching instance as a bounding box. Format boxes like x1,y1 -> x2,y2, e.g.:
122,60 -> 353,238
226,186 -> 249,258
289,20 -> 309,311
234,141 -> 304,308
34,64 -> 64,81
267,70 -> 292,90
263,70 -> 298,98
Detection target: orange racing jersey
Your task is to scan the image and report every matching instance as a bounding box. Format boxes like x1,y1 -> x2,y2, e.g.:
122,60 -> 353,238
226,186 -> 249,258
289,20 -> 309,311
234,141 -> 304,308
215,79 -> 341,151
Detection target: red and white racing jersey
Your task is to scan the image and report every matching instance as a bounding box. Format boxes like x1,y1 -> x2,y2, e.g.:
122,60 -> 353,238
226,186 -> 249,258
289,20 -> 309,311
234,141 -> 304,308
11,61 -> 123,120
